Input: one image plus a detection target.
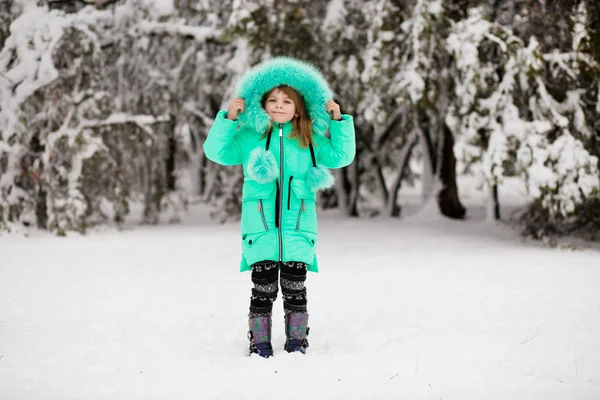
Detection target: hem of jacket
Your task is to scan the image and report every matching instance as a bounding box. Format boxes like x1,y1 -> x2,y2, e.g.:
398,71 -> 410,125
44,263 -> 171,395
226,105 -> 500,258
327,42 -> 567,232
239,255 -> 319,273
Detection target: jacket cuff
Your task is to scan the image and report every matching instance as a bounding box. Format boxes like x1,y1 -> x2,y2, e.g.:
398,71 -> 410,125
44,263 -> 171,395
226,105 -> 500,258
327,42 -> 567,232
330,114 -> 353,124
217,109 -> 237,122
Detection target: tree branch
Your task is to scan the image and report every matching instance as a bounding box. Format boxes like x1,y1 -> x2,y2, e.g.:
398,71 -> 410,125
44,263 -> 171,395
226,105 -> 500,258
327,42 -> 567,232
377,107 -> 406,148
388,130 -> 419,216
183,103 -> 215,127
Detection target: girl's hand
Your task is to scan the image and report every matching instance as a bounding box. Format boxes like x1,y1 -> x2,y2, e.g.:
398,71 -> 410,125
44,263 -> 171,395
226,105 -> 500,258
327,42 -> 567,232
227,98 -> 245,120
326,100 -> 342,121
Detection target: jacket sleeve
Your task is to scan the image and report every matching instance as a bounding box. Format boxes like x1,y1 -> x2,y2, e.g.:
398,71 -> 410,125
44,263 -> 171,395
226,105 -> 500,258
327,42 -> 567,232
314,114 -> 356,168
202,110 -> 245,166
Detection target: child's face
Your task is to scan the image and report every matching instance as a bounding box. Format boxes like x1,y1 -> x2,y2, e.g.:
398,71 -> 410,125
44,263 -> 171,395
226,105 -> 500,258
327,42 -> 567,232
264,89 -> 296,124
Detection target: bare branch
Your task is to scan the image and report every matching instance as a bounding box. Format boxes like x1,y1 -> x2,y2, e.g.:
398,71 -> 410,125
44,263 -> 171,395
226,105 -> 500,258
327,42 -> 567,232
521,327 -> 539,345
377,107 -> 406,148
183,103 -> 215,127
133,21 -> 223,43
0,72 -> 15,85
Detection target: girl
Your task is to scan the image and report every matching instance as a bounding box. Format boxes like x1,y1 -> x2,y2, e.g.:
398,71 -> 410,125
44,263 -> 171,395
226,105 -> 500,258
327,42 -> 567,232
203,57 -> 355,358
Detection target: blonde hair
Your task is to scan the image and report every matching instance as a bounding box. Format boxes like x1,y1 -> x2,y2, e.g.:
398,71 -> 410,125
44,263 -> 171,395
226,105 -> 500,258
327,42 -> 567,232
261,85 -> 313,148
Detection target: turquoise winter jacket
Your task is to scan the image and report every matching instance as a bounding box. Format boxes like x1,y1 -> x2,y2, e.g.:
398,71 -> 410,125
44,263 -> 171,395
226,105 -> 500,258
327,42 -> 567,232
203,57 -> 356,272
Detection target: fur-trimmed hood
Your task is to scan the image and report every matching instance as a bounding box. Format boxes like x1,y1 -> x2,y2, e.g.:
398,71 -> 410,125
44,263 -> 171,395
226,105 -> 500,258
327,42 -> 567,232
235,57 -> 333,136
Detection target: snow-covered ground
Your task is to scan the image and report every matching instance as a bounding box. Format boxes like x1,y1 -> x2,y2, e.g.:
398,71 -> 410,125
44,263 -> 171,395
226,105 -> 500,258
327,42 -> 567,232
1,180 -> 599,399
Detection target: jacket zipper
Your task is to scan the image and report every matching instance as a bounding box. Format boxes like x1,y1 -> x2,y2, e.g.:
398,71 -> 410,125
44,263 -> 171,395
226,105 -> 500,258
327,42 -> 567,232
258,199 -> 268,231
287,176 -> 293,210
278,123 -> 284,263
295,199 -> 305,232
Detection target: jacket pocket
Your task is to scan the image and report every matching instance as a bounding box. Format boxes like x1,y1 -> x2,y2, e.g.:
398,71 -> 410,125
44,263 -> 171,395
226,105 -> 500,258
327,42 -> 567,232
242,180 -> 277,201
290,179 -> 316,202
258,200 -> 268,231
289,179 -> 317,233
298,231 -> 316,246
242,231 -> 268,248
241,180 -> 277,234
295,199 -> 305,232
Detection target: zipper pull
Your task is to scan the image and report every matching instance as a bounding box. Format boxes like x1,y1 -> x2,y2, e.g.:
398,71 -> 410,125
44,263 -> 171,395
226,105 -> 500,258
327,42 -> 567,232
258,199 -> 262,212
302,199 -> 306,212
279,123 -> 283,137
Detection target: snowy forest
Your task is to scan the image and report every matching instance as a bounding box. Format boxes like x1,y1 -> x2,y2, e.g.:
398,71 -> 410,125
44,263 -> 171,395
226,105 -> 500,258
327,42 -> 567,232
1,0 -> 599,240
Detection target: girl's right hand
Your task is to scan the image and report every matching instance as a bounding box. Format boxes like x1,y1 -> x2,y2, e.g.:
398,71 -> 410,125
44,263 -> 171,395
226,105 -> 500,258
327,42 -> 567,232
227,98 -> 245,120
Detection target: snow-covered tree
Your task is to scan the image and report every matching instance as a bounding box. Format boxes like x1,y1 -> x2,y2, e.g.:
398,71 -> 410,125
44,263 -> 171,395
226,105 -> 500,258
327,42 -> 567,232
1,0 -> 597,240
0,1 -> 237,233
367,0 -> 466,219
322,0 -> 417,217
448,3 -> 599,233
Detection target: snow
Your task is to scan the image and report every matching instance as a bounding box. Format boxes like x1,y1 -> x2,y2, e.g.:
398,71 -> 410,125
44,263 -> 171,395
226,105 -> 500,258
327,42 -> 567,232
427,0 -> 443,16
379,30 -> 395,42
226,0 -> 259,28
400,68 -> 425,104
135,21 -> 220,42
1,181 -> 599,399
323,0 -> 346,30
446,8 -> 490,71
0,8 -> 64,138
572,2 -> 588,52
140,0 -> 175,18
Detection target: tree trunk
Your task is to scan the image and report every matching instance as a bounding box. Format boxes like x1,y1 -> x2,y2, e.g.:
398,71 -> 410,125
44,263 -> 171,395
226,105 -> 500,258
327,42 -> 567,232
493,184 -> 500,219
416,108 -> 438,205
198,151 -> 207,196
36,187 -> 48,229
346,159 -> 359,217
166,115 -> 177,191
376,162 -> 389,206
386,131 -> 418,217
486,183 -> 500,221
419,131 -> 436,205
437,123 -> 466,219
586,0 -> 600,63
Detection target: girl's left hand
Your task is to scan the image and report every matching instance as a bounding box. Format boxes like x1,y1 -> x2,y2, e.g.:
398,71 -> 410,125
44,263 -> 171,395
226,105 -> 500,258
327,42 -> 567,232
326,100 -> 342,121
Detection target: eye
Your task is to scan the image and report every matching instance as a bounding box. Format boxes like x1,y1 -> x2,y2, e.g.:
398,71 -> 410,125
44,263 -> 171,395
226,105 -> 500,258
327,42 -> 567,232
267,98 -> 276,102
284,100 -> 292,104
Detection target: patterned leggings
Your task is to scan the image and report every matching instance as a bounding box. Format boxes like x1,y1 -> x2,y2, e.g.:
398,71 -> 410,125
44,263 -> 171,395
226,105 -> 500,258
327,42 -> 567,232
249,260 -> 308,318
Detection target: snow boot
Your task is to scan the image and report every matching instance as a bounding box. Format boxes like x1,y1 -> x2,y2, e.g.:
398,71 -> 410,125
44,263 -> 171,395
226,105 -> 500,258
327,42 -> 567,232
248,316 -> 273,358
284,312 -> 309,353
